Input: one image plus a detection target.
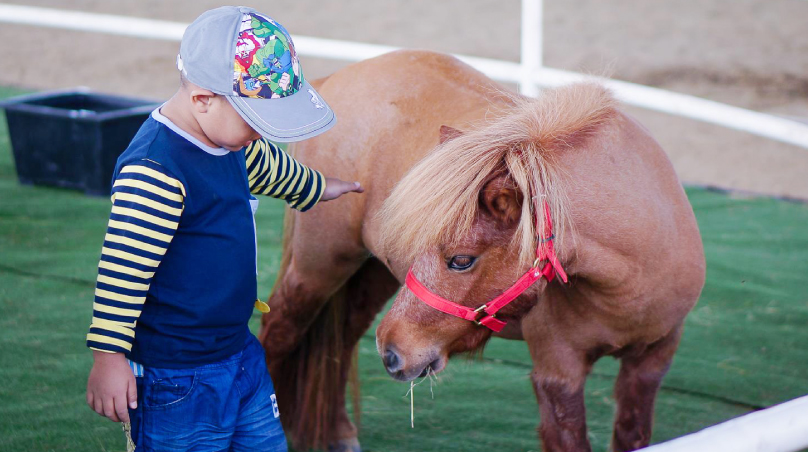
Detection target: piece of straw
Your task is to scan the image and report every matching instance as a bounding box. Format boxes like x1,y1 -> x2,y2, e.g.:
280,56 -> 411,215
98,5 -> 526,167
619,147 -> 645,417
122,422 -> 135,452
410,381 -> 415,428
404,367 -> 437,428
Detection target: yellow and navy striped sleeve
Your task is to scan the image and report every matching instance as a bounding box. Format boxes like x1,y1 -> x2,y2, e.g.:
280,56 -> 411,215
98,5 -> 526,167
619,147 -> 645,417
86,160 -> 185,354
245,139 -> 325,212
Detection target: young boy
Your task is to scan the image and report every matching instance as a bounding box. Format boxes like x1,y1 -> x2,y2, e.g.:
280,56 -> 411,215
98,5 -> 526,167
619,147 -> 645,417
85,6 -> 362,451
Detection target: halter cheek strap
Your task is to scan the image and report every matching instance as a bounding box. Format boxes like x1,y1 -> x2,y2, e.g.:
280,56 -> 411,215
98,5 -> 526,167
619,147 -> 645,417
404,201 -> 568,333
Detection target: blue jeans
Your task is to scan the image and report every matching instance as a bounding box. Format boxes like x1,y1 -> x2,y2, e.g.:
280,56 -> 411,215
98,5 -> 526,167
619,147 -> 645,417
128,334 -> 287,451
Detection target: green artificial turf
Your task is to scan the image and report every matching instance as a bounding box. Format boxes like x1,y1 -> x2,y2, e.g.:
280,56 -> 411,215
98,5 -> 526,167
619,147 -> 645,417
0,87 -> 806,451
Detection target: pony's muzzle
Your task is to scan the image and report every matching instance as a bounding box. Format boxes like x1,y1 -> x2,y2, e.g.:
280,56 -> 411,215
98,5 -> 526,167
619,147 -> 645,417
382,346 -> 445,382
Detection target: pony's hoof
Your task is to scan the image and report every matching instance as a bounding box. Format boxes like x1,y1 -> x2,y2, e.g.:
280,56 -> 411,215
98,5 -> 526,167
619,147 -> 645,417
327,437 -> 361,452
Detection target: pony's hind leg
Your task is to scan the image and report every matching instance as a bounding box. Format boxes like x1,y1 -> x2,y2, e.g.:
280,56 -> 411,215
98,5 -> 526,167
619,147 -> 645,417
260,202 -> 369,364
263,256 -> 398,452
259,259 -> 359,451
258,226 -> 367,449
329,258 -> 400,452
260,254 -> 362,363
611,323 -> 684,452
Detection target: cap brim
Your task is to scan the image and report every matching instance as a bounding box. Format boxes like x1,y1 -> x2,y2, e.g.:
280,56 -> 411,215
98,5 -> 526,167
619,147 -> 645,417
226,80 -> 336,143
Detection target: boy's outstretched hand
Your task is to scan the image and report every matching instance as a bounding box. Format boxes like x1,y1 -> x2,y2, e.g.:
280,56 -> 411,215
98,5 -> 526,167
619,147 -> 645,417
321,177 -> 364,202
87,351 -> 137,423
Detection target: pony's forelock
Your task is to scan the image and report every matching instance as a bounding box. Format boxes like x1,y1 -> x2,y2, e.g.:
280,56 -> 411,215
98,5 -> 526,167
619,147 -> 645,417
377,83 -> 617,268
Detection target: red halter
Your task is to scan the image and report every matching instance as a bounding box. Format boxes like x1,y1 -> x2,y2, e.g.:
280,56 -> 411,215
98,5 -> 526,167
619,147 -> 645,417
404,201 -> 568,333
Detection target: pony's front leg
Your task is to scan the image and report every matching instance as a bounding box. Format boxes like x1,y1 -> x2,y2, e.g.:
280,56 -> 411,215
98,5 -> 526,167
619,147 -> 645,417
611,324 -> 683,452
530,353 -> 592,452
523,297 -> 594,452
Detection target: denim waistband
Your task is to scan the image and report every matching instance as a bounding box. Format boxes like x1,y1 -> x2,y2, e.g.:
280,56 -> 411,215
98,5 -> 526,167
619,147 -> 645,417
128,333 -> 260,376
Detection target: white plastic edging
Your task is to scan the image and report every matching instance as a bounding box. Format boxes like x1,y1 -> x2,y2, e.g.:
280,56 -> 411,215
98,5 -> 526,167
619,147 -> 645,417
1,3 -> 808,150
639,395 -> 808,452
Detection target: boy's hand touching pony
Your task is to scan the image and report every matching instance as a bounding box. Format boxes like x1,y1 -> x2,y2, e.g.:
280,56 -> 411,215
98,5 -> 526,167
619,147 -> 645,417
322,177 -> 364,201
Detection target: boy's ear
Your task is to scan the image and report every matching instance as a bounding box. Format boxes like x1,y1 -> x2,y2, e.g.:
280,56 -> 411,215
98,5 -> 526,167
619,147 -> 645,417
189,89 -> 216,113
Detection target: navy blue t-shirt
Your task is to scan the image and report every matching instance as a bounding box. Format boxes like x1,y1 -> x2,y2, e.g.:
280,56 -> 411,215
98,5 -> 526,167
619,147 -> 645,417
86,109 -> 325,368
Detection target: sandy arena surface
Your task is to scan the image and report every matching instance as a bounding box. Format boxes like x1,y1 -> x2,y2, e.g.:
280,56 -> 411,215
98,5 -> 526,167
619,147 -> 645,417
0,0 -> 806,198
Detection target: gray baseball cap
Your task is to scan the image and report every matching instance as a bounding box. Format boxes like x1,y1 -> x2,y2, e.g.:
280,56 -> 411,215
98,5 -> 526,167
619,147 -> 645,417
178,6 -> 335,142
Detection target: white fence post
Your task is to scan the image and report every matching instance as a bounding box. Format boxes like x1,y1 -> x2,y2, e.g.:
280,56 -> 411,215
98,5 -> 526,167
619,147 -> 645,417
519,0 -> 542,97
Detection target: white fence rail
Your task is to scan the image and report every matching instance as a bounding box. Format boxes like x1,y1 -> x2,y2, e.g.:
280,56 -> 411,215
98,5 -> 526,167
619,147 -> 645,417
1,3 -> 808,150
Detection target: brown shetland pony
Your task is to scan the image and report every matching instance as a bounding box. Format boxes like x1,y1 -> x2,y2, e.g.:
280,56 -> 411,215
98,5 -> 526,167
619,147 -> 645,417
258,50 -> 705,452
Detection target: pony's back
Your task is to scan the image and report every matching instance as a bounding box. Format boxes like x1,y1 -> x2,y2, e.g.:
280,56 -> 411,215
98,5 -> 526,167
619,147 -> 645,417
288,50 -> 514,258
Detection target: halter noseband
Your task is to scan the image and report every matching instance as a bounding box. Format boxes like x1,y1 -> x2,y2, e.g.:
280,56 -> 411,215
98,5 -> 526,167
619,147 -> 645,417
404,201 -> 568,333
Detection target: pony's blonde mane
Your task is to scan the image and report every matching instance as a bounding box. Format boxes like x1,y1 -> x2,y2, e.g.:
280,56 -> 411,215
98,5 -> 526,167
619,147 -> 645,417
377,82 -> 617,268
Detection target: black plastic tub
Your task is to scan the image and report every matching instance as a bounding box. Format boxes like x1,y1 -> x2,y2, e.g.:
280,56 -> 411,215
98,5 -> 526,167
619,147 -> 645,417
1,89 -> 158,196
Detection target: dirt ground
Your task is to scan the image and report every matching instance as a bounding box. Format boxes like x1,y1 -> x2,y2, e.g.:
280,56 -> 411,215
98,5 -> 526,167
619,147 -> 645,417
1,0 -> 806,198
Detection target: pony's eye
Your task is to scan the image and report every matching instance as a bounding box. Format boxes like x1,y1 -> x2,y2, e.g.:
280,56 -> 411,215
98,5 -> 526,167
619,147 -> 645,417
447,255 -> 476,271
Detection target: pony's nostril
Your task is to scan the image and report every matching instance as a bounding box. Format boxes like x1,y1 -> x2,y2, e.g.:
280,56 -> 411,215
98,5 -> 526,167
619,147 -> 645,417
419,358 -> 441,378
383,349 -> 401,372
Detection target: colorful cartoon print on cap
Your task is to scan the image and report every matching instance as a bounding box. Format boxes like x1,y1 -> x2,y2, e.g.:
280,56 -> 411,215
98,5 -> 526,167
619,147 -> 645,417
233,13 -> 303,99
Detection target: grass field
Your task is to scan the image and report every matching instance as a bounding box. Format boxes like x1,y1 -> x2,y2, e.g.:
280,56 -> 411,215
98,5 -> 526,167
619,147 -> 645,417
1,86 -> 807,452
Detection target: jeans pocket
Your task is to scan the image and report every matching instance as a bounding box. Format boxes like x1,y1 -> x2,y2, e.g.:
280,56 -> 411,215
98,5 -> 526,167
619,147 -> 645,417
146,373 -> 197,409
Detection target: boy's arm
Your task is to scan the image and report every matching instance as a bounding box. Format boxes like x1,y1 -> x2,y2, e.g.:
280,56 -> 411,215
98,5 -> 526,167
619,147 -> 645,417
87,159 -> 184,352
246,139 -> 362,210
86,159 -> 184,422
245,139 -> 324,211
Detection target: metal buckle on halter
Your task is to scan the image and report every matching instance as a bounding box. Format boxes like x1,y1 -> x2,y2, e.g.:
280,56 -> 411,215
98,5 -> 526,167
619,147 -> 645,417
473,304 -> 493,325
532,257 -> 550,277
533,234 -> 554,270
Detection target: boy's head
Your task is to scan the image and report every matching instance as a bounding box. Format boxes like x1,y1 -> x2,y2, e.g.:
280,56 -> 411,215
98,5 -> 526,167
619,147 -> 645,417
177,6 -> 335,143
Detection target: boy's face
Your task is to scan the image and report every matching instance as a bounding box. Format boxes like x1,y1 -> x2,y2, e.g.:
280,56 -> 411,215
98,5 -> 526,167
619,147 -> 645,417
196,94 -> 262,152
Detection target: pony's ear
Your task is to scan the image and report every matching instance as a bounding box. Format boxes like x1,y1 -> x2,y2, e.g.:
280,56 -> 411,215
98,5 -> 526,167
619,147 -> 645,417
439,125 -> 463,144
480,174 -> 523,226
